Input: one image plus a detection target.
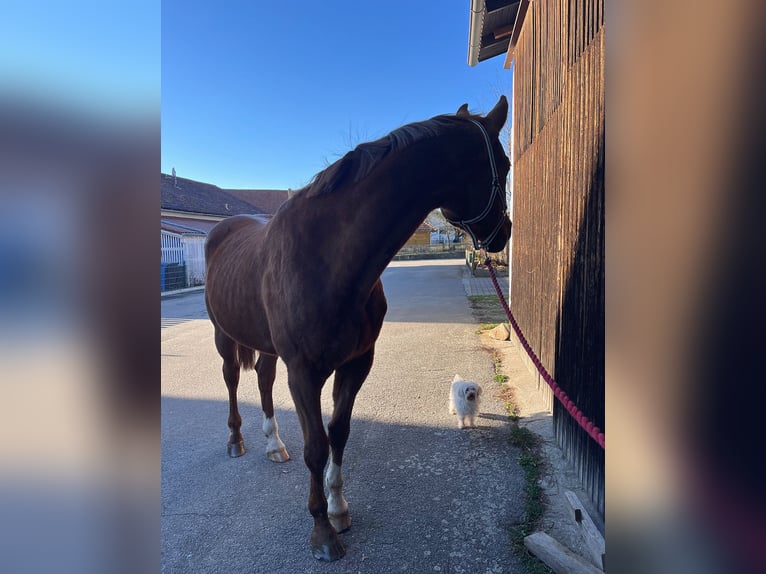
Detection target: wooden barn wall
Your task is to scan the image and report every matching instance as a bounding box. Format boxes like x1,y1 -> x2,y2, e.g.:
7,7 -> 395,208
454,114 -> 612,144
510,0 -> 605,514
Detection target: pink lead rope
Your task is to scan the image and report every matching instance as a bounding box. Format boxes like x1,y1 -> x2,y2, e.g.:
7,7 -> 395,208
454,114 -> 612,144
484,257 -> 605,450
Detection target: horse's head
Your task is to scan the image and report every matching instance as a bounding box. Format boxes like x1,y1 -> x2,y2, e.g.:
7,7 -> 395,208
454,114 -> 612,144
441,96 -> 512,253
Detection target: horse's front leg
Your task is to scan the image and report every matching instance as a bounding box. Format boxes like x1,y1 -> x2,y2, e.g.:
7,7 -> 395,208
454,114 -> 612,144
326,349 -> 375,533
287,367 -> 344,561
255,353 -> 290,462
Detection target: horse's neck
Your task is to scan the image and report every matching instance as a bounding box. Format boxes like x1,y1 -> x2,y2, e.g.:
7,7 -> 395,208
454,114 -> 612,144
275,134 -> 469,300
325,156 -> 453,296
350,187 -> 433,283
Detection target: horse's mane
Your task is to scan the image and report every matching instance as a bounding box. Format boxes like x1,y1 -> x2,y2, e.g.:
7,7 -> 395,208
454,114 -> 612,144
299,114 -> 464,197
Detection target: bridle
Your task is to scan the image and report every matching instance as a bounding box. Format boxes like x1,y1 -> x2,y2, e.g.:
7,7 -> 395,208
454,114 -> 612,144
444,119 -> 507,250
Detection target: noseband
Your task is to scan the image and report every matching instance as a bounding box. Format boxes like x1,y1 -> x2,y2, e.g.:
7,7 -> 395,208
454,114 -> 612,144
445,119 -> 506,250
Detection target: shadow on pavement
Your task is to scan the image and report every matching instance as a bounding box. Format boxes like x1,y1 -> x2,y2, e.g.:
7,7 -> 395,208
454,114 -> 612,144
162,395 -> 529,573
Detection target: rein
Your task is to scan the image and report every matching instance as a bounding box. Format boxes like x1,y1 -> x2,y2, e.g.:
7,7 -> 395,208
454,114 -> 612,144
445,119 -> 506,250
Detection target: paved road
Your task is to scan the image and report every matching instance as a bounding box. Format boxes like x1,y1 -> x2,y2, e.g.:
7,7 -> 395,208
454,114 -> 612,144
162,260 -> 525,573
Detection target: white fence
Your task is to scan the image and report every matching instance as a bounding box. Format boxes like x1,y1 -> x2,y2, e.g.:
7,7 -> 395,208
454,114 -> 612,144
161,231 -> 184,264
182,235 -> 206,286
161,230 -> 207,291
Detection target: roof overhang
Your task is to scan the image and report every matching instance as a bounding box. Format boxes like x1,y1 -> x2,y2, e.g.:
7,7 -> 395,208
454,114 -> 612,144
467,0 -> 524,67
161,219 -> 208,236
161,209 -> 226,221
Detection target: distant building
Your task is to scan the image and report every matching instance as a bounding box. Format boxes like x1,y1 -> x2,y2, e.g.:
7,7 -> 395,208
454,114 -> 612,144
160,172 -> 289,291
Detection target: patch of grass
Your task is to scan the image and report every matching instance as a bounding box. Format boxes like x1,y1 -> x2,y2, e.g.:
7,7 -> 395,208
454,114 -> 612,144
504,401 -> 520,421
509,527 -> 552,574
509,426 -> 538,450
507,426 -> 551,573
496,379 -> 549,571
496,386 -> 518,420
490,351 -> 510,384
469,294 -> 500,303
467,295 -> 507,325
470,298 -> 550,572
519,454 -> 545,525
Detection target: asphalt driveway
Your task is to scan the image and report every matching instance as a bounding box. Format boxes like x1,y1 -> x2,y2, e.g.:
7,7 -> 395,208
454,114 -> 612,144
161,260 -> 526,573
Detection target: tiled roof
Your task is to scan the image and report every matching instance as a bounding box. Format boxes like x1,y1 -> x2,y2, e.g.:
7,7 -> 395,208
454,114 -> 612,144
223,188 -> 289,215
415,220 -> 436,233
161,173 -> 266,217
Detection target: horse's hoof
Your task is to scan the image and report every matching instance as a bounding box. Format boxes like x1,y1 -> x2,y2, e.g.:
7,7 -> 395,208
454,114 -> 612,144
267,447 -> 290,463
329,512 -> 352,533
311,539 -> 346,562
227,440 -> 246,458
310,525 -> 345,561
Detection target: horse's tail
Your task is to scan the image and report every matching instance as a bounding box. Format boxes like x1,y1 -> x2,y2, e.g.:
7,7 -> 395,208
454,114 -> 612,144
237,344 -> 257,371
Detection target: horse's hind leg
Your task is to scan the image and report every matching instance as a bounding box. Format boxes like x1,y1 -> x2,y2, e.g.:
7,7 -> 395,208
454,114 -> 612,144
326,349 -> 375,534
213,327 -> 246,457
255,353 -> 290,462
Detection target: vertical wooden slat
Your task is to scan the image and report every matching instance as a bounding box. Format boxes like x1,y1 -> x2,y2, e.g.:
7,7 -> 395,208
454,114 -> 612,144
510,0 -> 604,515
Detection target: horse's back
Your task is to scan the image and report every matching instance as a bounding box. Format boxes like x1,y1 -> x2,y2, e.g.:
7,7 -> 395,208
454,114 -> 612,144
205,214 -> 269,262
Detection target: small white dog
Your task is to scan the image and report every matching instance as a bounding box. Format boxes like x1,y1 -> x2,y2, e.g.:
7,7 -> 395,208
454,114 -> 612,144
448,374 -> 482,429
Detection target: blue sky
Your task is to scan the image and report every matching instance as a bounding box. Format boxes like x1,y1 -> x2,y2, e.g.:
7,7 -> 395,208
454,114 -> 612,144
161,1 -> 512,190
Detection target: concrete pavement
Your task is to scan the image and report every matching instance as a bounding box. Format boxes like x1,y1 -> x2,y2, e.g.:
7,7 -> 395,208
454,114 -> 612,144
461,268 -> 509,298
161,260 -> 527,573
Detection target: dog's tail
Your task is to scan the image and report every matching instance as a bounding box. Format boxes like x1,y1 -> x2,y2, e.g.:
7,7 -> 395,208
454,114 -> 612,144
452,374 -> 463,383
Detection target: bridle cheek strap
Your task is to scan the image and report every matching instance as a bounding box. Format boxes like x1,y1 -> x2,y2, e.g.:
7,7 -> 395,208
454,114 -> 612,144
445,119 -> 505,250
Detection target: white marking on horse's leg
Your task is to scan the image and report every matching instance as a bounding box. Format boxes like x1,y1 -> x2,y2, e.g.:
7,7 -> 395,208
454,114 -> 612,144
325,461 -> 351,532
263,414 -> 290,462
325,462 -> 348,515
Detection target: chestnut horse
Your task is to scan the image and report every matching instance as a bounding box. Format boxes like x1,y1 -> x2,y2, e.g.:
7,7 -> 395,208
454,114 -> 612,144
204,96 -> 511,561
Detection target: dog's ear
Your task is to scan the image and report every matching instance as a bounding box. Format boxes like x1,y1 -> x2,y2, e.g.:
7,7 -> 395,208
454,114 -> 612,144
476,385 -> 483,397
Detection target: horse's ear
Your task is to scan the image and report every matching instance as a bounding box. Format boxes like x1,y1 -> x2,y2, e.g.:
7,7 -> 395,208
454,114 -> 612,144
484,95 -> 509,133
456,103 -> 470,117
